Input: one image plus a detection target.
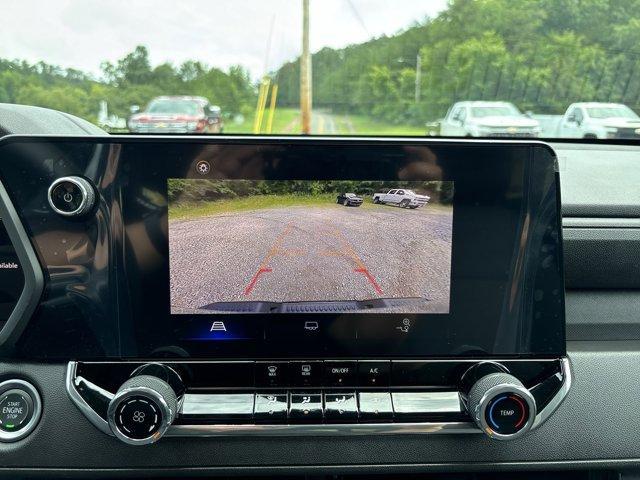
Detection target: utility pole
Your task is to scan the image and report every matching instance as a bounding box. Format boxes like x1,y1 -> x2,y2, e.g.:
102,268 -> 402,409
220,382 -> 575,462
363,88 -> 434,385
300,0 -> 312,134
415,53 -> 422,104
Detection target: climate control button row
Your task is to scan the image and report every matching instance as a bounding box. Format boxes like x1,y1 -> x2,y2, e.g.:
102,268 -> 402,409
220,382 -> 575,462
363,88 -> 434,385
178,390 -> 465,425
255,360 -> 388,387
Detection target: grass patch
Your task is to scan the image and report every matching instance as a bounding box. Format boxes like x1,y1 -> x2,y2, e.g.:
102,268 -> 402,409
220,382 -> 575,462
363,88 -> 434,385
225,108 -> 301,134
169,193 -> 375,220
270,108 -> 301,133
170,192 -> 450,221
225,109 -> 423,136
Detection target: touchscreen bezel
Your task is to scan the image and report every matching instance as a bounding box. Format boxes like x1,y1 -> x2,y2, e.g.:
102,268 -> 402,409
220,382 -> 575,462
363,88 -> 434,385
0,136 -> 565,359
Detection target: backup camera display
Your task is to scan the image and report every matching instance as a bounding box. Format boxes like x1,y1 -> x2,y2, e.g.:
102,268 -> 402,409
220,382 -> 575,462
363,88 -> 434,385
168,180 -> 453,315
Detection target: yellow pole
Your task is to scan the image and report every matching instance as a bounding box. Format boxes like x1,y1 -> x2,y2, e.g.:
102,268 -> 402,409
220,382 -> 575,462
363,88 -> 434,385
266,84 -> 279,133
256,77 -> 271,133
253,79 -> 268,134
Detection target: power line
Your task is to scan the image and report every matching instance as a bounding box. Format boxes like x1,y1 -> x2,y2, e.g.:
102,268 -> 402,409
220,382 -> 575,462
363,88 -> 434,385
345,0 -> 371,38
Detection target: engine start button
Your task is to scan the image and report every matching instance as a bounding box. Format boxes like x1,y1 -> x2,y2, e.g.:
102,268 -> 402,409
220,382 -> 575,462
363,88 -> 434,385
0,389 -> 33,432
485,393 -> 529,435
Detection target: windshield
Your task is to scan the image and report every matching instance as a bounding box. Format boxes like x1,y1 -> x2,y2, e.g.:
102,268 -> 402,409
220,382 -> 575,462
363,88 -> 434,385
146,100 -> 201,116
471,106 -> 520,118
2,0 -> 640,139
586,107 -> 639,120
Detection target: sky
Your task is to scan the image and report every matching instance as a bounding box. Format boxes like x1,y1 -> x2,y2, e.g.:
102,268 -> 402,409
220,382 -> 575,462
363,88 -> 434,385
0,0 -> 447,79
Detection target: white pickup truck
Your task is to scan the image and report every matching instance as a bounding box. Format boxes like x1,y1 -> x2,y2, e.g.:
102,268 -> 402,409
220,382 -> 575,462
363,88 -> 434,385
372,189 -> 430,209
439,101 -> 541,137
556,102 -> 640,139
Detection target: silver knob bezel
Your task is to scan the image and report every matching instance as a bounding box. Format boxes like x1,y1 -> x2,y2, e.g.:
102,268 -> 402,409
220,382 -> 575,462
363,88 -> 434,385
47,176 -> 95,217
0,379 -> 42,442
475,382 -> 536,441
107,385 -> 174,446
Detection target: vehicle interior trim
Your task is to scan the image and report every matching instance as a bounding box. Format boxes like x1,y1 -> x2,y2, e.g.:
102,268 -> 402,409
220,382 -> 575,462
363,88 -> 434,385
65,363 -> 113,435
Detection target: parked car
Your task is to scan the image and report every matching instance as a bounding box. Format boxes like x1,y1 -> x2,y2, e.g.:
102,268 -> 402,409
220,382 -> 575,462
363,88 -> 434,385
372,189 -> 430,209
128,96 -> 224,134
440,101 -> 541,137
336,193 -> 363,206
556,102 -> 640,139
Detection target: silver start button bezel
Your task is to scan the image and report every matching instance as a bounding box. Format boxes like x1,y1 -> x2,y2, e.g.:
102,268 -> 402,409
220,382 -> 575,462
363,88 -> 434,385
0,379 -> 42,442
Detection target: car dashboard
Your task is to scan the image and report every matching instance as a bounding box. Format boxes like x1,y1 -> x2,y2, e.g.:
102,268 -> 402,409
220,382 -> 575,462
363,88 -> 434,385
0,132 -> 637,479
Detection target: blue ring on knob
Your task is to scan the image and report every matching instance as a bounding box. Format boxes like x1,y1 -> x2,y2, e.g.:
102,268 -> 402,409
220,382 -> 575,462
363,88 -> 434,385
488,394 -> 509,429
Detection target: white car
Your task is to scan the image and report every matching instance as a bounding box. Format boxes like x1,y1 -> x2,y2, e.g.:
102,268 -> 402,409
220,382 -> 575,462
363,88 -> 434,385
439,101 -> 541,137
557,102 -> 640,139
372,189 -> 430,209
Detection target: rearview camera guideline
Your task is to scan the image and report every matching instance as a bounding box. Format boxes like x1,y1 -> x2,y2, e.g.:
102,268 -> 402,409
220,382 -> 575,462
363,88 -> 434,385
168,180 -> 453,314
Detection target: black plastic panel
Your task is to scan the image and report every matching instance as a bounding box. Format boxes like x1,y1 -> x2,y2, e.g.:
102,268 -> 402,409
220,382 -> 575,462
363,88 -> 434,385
563,226 -> 640,289
75,359 -> 562,392
566,290 -> 640,341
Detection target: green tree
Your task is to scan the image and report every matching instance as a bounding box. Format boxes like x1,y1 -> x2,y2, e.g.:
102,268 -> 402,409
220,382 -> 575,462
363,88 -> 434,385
101,45 -> 153,86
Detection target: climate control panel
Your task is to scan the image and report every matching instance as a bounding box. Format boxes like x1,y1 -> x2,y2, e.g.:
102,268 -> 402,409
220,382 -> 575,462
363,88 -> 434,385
67,358 -> 570,445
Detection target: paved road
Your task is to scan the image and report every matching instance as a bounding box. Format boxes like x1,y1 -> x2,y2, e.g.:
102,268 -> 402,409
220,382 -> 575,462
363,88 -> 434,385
531,114 -> 562,137
169,204 -> 452,314
312,111 -> 338,134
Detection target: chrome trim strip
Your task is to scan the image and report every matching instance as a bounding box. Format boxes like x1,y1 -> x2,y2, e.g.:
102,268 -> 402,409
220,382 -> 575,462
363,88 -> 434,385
65,362 -> 113,436
391,392 -> 462,414
0,179 -> 44,351
531,357 -> 572,430
166,421 -> 480,437
182,393 -> 255,416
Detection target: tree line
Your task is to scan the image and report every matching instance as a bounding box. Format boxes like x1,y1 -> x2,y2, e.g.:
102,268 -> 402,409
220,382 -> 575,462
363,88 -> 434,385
0,46 -> 255,124
168,179 -> 453,204
276,0 -> 640,124
5,0 -> 637,129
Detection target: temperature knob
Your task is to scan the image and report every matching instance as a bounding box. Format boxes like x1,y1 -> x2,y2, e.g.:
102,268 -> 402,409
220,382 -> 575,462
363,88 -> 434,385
465,370 -> 536,440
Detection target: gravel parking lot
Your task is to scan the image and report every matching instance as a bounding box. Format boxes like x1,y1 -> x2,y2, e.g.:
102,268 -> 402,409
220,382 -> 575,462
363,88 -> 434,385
169,203 -> 453,314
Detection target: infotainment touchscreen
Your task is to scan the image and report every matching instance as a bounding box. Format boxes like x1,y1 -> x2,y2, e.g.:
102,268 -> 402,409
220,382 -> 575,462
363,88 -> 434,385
0,137 -> 565,359
168,180 -> 454,315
